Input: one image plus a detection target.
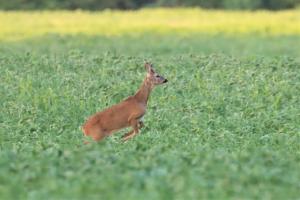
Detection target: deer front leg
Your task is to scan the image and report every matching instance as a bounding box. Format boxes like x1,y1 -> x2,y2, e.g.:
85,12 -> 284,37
122,119 -> 139,141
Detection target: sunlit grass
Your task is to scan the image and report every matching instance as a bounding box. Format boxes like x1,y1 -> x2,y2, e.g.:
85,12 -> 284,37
1,8 -> 300,41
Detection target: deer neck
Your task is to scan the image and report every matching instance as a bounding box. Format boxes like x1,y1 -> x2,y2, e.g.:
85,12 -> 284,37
134,78 -> 153,105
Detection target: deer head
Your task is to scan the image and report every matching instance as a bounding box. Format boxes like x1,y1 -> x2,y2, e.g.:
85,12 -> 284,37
144,62 -> 168,87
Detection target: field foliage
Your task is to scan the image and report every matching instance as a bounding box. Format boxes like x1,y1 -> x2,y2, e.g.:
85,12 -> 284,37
0,9 -> 300,200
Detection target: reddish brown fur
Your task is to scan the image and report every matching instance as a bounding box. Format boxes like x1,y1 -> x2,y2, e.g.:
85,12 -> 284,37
82,62 -> 167,142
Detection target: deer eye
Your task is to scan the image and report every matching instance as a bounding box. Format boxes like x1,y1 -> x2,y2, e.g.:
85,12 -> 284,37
155,75 -> 160,78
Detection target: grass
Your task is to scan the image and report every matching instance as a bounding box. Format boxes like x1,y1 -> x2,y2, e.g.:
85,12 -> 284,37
0,9 -> 300,200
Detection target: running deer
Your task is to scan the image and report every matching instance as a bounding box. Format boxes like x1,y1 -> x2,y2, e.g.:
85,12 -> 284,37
82,62 -> 168,142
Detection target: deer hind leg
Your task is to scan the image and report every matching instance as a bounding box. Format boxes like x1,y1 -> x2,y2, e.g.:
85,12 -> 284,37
89,126 -> 107,142
122,119 -> 139,141
121,129 -> 134,140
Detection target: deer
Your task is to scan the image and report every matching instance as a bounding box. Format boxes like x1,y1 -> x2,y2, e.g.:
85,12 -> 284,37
82,62 -> 168,142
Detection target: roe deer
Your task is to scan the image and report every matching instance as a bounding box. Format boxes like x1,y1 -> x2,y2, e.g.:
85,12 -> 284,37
82,62 -> 168,142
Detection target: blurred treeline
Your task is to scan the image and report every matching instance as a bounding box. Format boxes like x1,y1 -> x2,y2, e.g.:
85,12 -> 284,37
0,0 -> 299,10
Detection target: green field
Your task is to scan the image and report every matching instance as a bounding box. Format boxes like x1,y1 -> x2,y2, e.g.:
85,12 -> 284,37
0,10 -> 300,200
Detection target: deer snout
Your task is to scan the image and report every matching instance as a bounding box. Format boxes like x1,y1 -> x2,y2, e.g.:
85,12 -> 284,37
163,79 -> 168,83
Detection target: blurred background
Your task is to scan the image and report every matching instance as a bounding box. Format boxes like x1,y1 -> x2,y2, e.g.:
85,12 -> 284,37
1,0 -> 300,10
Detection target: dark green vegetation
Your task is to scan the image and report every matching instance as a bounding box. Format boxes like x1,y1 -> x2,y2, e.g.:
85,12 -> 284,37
0,34 -> 300,199
1,0 -> 299,10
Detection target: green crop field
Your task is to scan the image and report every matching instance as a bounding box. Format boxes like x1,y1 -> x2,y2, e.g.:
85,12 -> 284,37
0,9 -> 300,200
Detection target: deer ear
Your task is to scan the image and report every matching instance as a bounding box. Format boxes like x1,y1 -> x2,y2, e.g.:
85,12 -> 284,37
145,62 -> 154,74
